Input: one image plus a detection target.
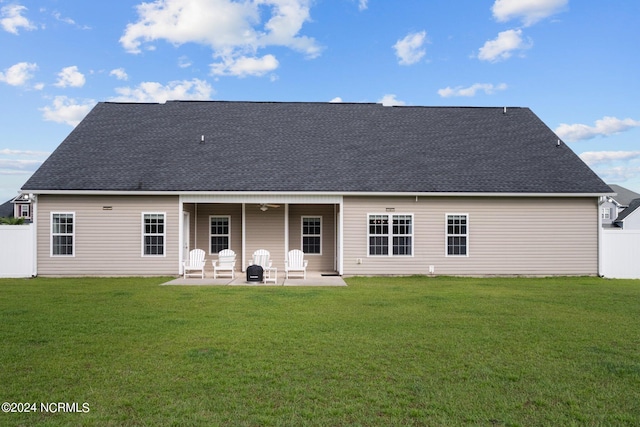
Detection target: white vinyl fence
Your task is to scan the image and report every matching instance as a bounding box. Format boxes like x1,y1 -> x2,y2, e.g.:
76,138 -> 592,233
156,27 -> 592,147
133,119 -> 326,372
601,229 -> 640,279
0,224 -> 34,278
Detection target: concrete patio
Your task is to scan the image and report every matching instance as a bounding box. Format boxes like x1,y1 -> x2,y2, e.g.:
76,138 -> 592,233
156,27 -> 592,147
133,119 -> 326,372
162,272 -> 347,287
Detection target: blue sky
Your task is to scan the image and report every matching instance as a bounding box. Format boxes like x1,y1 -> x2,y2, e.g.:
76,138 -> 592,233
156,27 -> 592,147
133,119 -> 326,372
1,0 -> 639,202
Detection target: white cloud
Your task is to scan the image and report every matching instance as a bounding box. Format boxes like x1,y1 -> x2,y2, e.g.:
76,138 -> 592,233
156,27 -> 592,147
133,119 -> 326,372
54,66 -> 86,88
438,83 -> 508,98
329,97 -> 343,103
1,4 -> 36,34
109,68 -> 129,81
492,0 -> 568,26
211,54 -> 278,77
556,117 -> 640,142
110,78 -> 213,103
379,94 -> 406,107
0,158 -> 44,173
579,151 -> 640,184
393,31 -> 428,65
41,96 -> 95,127
119,0 -> 321,77
0,149 -> 50,157
178,56 -> 192,68
477,29 -> 531,62
0,149 -> 49,180
579,151 -> 640,167
0,62 -> 37,86
358,0 -> 368,11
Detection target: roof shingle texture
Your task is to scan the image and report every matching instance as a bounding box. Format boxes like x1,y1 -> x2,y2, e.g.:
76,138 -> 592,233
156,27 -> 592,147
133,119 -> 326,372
22,101 -> 612,194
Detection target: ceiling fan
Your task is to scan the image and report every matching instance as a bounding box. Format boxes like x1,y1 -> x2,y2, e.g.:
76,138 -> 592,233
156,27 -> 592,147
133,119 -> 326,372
259,203 -> 280,211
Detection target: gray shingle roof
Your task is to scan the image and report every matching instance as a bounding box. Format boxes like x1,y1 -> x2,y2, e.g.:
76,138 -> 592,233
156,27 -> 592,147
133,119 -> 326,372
22,101 -> 612,194
607,184 -> 640,206
614,198 -> 640,223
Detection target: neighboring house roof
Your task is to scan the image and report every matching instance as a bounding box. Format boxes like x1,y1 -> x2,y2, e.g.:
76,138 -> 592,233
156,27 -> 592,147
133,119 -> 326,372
607,184 -> 640,207
22,101 -> 612,195
0,199 -> 13,217
614,198 -> 640,224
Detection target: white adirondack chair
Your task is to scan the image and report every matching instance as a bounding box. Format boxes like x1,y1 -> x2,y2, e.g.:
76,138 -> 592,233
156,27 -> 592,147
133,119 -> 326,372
285,249 -> 308,279
183,249 -> 206,279
249,249 -> 272,269
212,249 -> 236,279
249,249 -> 275,283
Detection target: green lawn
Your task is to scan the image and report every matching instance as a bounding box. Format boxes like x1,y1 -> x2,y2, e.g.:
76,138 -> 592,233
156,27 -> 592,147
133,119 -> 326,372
0,276 -> 639,426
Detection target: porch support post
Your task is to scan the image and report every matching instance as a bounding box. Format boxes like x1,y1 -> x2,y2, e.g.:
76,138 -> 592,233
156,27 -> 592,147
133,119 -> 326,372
242,203 -> 246,272
284,203 -> 289,260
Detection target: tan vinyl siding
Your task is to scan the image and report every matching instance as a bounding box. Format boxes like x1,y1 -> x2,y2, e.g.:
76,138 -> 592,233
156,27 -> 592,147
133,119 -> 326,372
343,196 -> 598,276
37,195 -> 180,276
245,205 -> 285,269
288,204 -> 336,272
191,203 -> 243,262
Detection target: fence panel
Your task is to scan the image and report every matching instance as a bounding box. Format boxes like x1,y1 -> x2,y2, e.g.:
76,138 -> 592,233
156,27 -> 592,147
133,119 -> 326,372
0,224 -> 34,278
602,229 -> 640,279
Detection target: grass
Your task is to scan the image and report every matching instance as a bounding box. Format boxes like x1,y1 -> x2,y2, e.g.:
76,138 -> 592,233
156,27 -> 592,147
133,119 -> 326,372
0,276 -> 639,426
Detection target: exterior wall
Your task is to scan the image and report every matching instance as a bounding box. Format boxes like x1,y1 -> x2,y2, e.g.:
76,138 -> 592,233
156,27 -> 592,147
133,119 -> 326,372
288,204 -> 336,272
36,195 -> 180,276
618,210 -> 640,230
343,196 -> 599,276
191,203 -> 243,263
245,205 -> 286,269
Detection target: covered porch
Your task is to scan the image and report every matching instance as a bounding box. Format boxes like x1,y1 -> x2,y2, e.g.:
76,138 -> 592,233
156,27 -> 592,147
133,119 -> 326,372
179,194 -> 343,278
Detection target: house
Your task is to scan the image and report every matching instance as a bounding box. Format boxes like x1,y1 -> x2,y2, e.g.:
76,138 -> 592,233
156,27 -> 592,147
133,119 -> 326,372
600,184 -> 640,227
21,101 -> 613,277
612,198 -> 640,229
0,193 -> 32,222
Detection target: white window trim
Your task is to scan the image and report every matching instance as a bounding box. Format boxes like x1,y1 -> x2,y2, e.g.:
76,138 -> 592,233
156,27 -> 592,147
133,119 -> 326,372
445,213 -> 469,257
50,212 -> 75,257
20,204 -> 30,218
142,212 -> 166,257
601,207 -> 611,220
209,215 -> 231,255
367,213 -> 414,257
301,216 -> 322,255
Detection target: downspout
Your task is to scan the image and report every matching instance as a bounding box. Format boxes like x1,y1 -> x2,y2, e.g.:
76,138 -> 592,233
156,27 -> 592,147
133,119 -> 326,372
338,197 -> 344,275
31,194 -> 38,277
178,196 -> 183,276
598,196 -> 604,277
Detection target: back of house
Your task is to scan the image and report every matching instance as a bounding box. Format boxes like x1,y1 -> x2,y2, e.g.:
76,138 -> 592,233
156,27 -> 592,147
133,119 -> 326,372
22,101 -> 612,277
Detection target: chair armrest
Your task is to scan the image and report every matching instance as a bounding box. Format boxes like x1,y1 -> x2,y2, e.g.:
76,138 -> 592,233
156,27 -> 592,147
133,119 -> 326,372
211,260 -> 218,268
303,260 -> 308,267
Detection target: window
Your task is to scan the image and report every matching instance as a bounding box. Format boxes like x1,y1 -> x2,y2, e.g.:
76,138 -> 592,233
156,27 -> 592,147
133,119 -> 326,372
368,214 -> 413,256
601,207 -> 611,220
51,213 -> 74,256
446,214 -> 468,256
20,204 -> 29,218
143,213 -> 165,256
210,216 -> 230,254
302,216 -> 322,254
